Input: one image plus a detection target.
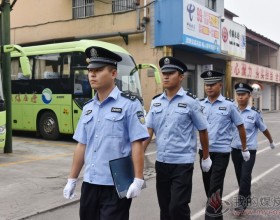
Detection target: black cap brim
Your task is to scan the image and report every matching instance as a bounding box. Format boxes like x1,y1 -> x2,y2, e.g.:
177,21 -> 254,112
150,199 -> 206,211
87,63 -> 108,69
161,68 -> 179,73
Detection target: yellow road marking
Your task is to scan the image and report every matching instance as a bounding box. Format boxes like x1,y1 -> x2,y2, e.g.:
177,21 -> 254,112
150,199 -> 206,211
0,153 -> 73,167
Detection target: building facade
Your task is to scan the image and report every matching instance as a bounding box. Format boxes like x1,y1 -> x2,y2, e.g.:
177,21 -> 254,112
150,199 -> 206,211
10,0 -> 280,111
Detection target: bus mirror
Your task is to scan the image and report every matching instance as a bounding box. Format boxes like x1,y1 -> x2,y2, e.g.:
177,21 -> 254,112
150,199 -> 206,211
137,64 -> 162,85
19,56 -> 32,76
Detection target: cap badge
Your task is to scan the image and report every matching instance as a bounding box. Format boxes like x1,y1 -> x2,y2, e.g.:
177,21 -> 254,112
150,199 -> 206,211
207,71 -> 212,77
164,58 -> 170,65
90,48 -> 98,57
239,83 -> 243,88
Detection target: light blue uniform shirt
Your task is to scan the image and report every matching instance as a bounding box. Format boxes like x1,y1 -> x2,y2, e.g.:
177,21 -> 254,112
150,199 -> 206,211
146,87 -> 208,164
73,86 -> 149,185
231,105 -> 267,150
199,94 -> 243,153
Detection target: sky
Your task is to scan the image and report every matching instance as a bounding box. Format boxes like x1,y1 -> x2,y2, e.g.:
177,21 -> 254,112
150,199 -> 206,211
224,0 -> 280,44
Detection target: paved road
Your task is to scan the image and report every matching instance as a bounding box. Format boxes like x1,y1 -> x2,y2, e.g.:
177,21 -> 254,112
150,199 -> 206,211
1,112 -> 280,220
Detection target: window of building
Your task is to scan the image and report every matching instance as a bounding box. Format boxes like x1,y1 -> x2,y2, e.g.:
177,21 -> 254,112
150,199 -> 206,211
112,0 -> 136,13
206,0 -> 216,11
73,0 -> 94,19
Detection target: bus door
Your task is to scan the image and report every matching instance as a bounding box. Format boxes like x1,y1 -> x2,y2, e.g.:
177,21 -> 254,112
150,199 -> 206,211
71,52 -> 92,131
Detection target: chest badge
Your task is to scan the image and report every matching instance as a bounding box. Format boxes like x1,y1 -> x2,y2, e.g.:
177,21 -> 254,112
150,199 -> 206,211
178,103 -> 187,108
111,107 -> 122,113
219,107 -> 227,110
85,110 -> 92,115
153,103 -> 161,107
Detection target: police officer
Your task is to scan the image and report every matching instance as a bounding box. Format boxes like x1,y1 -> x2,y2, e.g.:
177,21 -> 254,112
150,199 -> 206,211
63,46 -> 149,220
199,71 -> 249,220
231,83 -> 275,212
144,57 -> 212,220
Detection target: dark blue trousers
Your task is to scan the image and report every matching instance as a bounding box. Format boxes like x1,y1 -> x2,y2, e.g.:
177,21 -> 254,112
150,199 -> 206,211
79,182 -> 132,220
155,161 -> 194,220
199,149 -> 230,220
231,148 -> 256,208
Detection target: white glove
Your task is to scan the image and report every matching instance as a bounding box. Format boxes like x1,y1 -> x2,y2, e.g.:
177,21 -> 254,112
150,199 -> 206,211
126,178 -> 144,199
241,149 -> 250,161
201,156 -> 212,172
269,142 -> 276,149
63,178 -> 77,199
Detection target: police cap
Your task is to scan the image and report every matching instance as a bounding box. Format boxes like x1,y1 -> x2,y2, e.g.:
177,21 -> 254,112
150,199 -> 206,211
234,83 -> 253,94
85,46 -> 122,69
200,70 -> 224,84
159,56 -> 188,74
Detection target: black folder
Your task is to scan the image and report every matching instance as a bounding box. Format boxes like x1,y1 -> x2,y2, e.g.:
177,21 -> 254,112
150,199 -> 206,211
109,156 -> 134,199
109,156 -> 146,199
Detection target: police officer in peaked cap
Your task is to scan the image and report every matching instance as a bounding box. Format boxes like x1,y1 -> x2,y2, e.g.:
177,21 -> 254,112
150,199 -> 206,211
144,56 -> 211,220
199,71 -> 249,220
231,83 -> 275,212
63,46 -> 149,220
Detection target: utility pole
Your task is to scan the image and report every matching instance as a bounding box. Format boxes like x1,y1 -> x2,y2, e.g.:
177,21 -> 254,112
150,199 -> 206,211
0,0 -> 13,153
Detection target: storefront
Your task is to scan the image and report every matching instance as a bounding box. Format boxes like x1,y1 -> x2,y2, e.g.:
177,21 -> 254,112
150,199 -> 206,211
229,61 -> 280,110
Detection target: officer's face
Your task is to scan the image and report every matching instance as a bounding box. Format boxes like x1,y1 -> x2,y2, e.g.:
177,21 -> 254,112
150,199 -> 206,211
236,92 -> 250,106
204,82 -> 222,98
88,66 -> 117,90
162,71 -> 184,89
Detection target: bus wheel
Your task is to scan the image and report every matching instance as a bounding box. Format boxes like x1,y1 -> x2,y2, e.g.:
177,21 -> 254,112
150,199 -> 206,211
39,111 -> 60,140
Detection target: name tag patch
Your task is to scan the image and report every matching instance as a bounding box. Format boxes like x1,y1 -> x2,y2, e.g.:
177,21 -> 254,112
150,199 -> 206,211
153,103 -> 161,107
247,116 -> 254,120
178,103 -> 187,108
137,111 -> 145,124
85,110 -> 92,115
111,107 -> 122,113
219,107 -> 227,110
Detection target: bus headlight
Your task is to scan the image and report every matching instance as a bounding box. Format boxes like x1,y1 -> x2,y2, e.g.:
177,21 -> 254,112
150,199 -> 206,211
0,125 -> 6,135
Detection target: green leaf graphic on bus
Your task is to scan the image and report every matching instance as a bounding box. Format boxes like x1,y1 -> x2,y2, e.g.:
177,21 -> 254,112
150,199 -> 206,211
42,88 -> 52,104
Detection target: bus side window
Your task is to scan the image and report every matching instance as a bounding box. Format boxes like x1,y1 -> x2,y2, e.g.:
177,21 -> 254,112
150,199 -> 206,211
62,55 -> 71,78
11,58 -> 32,80
11,59 -> 20,80
34,54 -> 61,79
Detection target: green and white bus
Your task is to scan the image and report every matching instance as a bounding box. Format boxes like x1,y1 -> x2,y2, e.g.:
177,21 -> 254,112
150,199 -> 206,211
11,40 -> 160,140
0,44 -> 31,148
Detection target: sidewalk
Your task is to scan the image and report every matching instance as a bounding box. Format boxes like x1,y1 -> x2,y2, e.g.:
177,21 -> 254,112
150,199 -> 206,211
0,135 -> 157,220
0,136 -> 79,220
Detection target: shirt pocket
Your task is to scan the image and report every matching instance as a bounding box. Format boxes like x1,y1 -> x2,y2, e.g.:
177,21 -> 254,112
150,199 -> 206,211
245,118 -> 255,130
82,114 -> 94,134
215,110 -> 230,125
104,113 -> 125,137
174,108 -> 190,129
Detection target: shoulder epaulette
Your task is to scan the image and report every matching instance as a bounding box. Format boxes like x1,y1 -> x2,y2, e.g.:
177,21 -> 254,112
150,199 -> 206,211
83,99 -> 93,106
186,91 -> 196,99
199,98 -> 205,101
225,97 -> 234,102
152,93 -> 162,100
251,106 -> 261,113
121,91 -> 137,101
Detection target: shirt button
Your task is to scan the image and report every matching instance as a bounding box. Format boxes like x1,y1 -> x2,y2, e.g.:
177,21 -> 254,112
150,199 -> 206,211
97,119 -> 100,122
91,164 -> 94,167
95,135 -> 98,138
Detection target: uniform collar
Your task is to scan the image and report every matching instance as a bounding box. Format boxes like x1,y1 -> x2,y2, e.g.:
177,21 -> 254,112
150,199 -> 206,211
162,87 -> 184,99
238,105 -> 251,112
206,94 -> 224,103
93,86 -> 119,102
